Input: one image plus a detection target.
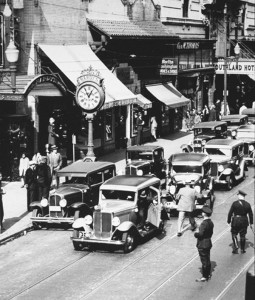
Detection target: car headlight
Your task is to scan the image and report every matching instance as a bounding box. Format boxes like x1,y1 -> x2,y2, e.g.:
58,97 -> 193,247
231,130 -> 237,137
137,170 -> 143,176
94,205 -> 101,211
112,217 -> 120,227
218,165 -> 224,172
169,185 -> 176,195
194,185 -> 201,194
249,145 -> 254,151
84,215 -> 93,225
59,199 -> 67,208
41,198 -> 48,207
202,140 -> 206,146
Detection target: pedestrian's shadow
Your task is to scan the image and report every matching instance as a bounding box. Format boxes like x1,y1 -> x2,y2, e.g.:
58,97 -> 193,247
198,261 -> 217,278
1,211 -> 29,232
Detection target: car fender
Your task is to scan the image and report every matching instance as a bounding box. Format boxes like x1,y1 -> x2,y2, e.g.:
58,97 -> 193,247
221,168 -> 233,176
116,221 -> 137,233
70,202 -> 90,210
30,201 -> 43,210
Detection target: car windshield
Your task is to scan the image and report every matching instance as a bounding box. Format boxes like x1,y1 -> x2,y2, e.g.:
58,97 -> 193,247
172,165 -> 202,174
205,148 -> 231,156
226,121 -> 241,126
194,128 -> 215,136
101,190 -> 136,201
63,176 -> 89,185
127,151 -> 153,161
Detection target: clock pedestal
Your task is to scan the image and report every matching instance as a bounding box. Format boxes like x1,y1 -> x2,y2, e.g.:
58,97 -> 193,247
84,113 -> 97,162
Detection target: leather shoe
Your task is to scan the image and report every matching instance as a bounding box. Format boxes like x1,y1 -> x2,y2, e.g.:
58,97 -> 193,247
177,232 -> 182,237
191,224 -> 197,231
196,277 -> 207,282
241,249 -> 246,253
232,249 -> 239,254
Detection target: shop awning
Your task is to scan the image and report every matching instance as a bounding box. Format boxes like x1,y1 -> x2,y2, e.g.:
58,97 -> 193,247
136,94 -> 152,109
38,44 -> 137,110
145,82 -> 190,108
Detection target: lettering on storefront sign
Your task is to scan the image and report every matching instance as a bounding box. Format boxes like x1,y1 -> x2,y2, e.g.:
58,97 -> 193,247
159,58 -> 178,75
215,60 -> 255,75
25,74 -> 67,96
77,67 -> 103,86
0,94 -> 24,101
177,42 -> 200,50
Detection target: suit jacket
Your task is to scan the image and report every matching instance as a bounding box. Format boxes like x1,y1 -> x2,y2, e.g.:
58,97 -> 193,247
24,167 -> 37,189
194,218 -> 214,249
177,185 -> 197,212
47,152 -> 62,173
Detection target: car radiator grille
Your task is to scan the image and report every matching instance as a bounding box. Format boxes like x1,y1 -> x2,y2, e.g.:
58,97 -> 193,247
93,211 -> 112,239
49,195 -> 62,217
210,163 -> 218,176
125,166 -> 137,175
49,195 -> 61,206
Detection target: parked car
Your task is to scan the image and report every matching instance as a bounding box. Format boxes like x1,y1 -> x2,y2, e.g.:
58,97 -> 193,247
236,124 -> 255,165
126,145 -> 166,182
204,139 -> 247,190
72,175 -> 165,253
221,114 -> 248,139
30,161 -> 116,229
165,152 -> 214,211
181,121 -> 228,153
124,160 -> 154,176
241,108 -> 255,124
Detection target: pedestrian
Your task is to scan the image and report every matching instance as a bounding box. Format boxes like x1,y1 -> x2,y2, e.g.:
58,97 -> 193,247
208,104 -> 216,121
189,108 -> 196,129
47,145 -> 62,187
137,189 -> 151,230
227,190 -> 253,254
37,156 -> 52,201
215,99 -> 221,120
48,117 -> 59,147
19,152 -> 29,188
136,112 -> 144,145
239,102 -> 247,115
194,206 -> 214,282
233,99 -> 240,114
220,101 -> 230,116
116,115 -> 126,149
24,161 -> 38,212
0,171 -> 6,233
202,105 -> 209,122
150,116 -> 158,141
176,180 -> 198,236
32,151 -> 42,165
185,110 -> 191,131
194,111 -> 202,125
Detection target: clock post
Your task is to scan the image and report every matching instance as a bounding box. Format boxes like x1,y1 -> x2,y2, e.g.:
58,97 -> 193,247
75,66 -> 105,162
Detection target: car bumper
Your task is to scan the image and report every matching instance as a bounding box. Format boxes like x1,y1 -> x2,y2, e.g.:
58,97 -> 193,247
72,236 -> 125,250
31,217 -> 74,223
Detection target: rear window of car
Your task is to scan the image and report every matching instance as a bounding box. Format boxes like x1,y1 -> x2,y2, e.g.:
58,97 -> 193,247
205,148 -> 231,156
101,190 -> 136,201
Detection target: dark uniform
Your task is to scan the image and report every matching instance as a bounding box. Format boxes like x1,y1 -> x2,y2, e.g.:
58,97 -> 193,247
227,190 -> 253,254
24,162 -> 38,211
37,157 -> 52,201
194,206 -> 214,281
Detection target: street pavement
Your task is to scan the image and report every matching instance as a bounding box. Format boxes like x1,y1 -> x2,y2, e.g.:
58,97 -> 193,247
0,130 -> 193,245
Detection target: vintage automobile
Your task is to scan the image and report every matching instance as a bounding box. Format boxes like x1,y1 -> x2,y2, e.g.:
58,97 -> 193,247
221,114 -> 248,139
236,124 -> 255,165
72,175 -> 165,253
241,108 -> 255,124
30,161 -> 116,229
181,121 -> 228,153
165,152 -> 214,211
126,145 -> 166,181
124,160 -> 154,176
204,139 -> 247,190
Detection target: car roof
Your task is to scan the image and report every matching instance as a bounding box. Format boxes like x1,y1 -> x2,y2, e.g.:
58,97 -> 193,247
242,108 -> 255,115
205,139 -> 243,147
127,145 -> 163,152
169,152 -> 210,164
193,121 -> 227,129
238,124 -> 255,130
57,161 -> 115,177
221,115 -> 247,121
100,175 -> 160,191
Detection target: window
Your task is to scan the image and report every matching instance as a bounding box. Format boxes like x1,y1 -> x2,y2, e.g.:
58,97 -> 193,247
183,0 -> 189,18
90,172 -> 103,185
104,168 -> 115,181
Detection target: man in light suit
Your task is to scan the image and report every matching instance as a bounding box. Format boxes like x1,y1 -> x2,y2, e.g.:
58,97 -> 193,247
47,145 -> 62,187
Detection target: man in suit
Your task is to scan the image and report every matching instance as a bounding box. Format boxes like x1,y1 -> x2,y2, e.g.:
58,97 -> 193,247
194,206 -> 214,282
227,190 -> 253,254
24,161 -> 38,211
37,156 -> 52,201
47,145 -> 62,187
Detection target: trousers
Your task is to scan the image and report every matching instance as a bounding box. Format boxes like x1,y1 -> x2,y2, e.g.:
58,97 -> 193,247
198,248 -> 211,278
177,210 -> 196,233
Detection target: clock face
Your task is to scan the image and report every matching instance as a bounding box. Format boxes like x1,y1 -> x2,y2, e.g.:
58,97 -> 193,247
77,84 -> 102,112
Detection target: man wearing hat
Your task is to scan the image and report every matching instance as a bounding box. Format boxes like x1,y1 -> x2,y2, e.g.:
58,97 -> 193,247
194,206 -> 214,282
176,180 -> 199,236
137,189 -> 153,230
47,145 -> 62,187
24,161 -> 38,211
227,190 -> 253,254
37,156 -> 52,201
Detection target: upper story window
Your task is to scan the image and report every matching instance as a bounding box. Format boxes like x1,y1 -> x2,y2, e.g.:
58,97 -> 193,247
183,0 -> 189,18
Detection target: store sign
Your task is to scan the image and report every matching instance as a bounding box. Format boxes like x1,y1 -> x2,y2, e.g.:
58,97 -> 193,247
0,94 -> 24,101
215,60 -> 255,75
159,58 -> 178,75
177,42 -> 200,50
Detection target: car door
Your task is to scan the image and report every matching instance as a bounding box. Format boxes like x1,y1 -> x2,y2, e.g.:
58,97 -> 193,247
146,186 -> 161,228
89,171 -> 103,206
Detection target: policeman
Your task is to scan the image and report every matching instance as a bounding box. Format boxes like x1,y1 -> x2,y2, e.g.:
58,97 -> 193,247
194,206 -> 214,282
227,190 -> 253,254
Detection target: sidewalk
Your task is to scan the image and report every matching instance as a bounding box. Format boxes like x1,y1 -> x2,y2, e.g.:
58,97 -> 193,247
0,130 -> 192,245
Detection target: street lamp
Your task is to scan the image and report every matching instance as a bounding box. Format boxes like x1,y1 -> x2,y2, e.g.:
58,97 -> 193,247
0,0 -> 19,93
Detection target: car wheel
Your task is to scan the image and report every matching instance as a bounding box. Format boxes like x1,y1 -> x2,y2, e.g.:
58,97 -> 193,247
32,208 -> 43,230
226,176 -> 234,191
123,231 -> 137,253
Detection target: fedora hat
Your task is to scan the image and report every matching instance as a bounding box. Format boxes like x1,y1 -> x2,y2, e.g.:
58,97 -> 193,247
140,190 -> 147,198
51,145 -> 58,150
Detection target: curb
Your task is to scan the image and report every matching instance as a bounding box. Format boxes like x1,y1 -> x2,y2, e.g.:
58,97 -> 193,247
0,225 -> 34,246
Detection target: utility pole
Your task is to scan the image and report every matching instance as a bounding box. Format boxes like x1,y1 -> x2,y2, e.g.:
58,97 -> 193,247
223,3 -> 228,116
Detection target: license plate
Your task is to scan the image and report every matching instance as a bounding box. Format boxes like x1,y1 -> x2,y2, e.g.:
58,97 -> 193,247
49,206 -> 61,212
